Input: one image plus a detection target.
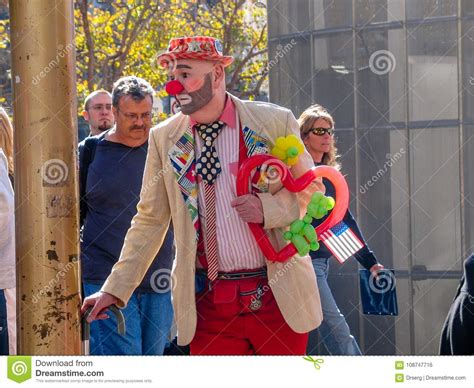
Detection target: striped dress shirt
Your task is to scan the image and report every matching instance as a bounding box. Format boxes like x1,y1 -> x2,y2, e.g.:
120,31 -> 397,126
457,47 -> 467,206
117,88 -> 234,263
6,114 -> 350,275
192,96 -> 266,271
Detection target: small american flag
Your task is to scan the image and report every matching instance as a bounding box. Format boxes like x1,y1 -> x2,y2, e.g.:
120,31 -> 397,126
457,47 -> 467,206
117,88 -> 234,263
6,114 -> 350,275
320,221 -> 364,263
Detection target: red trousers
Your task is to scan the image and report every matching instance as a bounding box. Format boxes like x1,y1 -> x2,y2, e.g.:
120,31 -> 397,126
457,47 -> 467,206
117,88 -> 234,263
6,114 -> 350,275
189,274 -> 308,355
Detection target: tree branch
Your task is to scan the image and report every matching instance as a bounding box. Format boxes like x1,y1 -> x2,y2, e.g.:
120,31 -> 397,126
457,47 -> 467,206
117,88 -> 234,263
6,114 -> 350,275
227,23 -> 267,92
78,0 -> 95,91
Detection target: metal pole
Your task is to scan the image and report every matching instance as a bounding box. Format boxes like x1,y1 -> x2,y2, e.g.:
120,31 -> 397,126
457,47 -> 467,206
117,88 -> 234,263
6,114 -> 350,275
9,0 -> 81,355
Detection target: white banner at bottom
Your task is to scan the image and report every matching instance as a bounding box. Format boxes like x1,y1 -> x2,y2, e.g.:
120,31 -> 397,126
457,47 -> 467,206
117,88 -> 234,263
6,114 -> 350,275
0,356 -> 472,387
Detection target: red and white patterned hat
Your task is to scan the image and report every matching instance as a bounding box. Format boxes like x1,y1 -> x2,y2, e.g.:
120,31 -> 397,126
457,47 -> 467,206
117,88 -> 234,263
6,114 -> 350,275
157,36 -> 234,68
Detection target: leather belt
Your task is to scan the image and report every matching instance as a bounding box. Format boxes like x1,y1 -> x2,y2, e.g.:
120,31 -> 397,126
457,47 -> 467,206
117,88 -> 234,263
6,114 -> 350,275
196,268 -> 267,280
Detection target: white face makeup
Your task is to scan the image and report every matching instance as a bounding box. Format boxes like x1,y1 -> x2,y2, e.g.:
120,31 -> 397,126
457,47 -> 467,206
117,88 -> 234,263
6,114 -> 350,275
176,93 -> 192,106
168,60 -> 216,115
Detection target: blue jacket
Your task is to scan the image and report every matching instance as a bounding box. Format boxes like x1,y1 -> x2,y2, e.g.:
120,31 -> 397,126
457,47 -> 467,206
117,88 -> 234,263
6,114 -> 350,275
79,137 -> 174,293
310,168 -> 377,270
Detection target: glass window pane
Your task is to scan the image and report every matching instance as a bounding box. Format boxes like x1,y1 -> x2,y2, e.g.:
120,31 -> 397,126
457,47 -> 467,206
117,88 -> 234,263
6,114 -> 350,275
267,0 -> 311,36
311,0 -> 352,29
463,0 -> 474,15
313,33 -> 354,128
356,28 -> 406,127
362,308 -> 399,355
357,129 -> 410,271
410,127 -> 462,271
276,37 -> 312,115
407,23 -> 458,122
268,42 -> 282,102
463,125 -> 474,255
393,278 -> 413,355
327,267 -> 361,339
406,0 -> 457,19
334,129 -> 357,197
413,278 -> 461,355
355,0 -> 405,24
462,20 -> 474,123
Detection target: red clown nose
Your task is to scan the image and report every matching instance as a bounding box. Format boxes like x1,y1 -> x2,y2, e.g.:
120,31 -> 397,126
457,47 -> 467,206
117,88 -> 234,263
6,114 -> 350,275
165,80 -> 185,96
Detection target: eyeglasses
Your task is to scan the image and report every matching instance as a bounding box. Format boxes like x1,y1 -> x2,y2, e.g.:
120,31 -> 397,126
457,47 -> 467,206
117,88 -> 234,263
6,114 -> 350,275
310,127 -> 334,136
120,111 -> 152,122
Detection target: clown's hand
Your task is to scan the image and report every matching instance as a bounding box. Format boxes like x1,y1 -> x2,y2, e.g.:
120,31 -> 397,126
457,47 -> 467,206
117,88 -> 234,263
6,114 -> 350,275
231,194 -> 264,223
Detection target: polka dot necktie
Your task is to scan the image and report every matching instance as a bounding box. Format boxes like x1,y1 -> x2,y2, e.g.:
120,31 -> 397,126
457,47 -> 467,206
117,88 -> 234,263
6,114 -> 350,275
195,120 -> 225,281
196,121 -> 224,184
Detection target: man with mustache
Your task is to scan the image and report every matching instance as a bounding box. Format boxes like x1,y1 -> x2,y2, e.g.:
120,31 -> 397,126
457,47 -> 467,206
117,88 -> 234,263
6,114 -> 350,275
79,76 -> 174,355
83,37 -> 325,355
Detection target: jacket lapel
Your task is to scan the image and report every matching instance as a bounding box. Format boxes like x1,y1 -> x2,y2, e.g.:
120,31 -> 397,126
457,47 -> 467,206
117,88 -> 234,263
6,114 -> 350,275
166,96 -> 273,238
168,125 -> 200,240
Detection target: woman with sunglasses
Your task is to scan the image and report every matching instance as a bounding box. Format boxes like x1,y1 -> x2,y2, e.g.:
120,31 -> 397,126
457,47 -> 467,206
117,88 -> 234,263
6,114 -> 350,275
298,104 -> 384,355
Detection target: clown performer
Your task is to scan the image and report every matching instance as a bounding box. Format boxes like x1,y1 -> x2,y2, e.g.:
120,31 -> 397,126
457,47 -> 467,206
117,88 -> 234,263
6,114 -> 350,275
82,36 -> 326,355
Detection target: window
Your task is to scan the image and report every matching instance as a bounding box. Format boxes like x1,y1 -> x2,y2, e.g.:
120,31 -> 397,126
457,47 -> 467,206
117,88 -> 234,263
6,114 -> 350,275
407,22 -> 458,122
463,125 -> 474,254
462,20 -> 474,123
406,0 -> 457,20
278,37 -> 312,115
356,28 -> 406,127
313,33 -> 355,128
413,278 -> 461,354
267,0 -> 311,35
311,0 -> 352,29
357,128 -> 410,271
409,127 -> 462,271
355,0 -> 405,25
463,0 -> 474,15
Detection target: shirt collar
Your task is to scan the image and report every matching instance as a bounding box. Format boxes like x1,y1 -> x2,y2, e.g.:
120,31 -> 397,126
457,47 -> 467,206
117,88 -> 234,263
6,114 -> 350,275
189,93 -> 236,129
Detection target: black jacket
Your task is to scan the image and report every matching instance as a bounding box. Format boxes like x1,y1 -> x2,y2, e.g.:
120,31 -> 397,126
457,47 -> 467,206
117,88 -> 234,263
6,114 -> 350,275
440,254 -> 474,355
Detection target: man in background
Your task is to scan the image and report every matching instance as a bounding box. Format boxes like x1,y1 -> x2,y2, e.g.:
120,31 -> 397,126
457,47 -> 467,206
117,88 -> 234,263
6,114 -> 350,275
79,77 -> 174,355
82,89 -> 115,136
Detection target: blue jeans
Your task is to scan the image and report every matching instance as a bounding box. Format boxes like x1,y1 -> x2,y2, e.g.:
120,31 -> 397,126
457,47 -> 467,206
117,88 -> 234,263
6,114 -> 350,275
83,283 -> 173,355
311,258 -> 362,355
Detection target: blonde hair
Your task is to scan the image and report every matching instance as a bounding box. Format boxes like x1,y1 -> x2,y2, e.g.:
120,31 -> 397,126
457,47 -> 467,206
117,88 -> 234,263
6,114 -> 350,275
0,107 -> 14,176
298,104 -> 340,170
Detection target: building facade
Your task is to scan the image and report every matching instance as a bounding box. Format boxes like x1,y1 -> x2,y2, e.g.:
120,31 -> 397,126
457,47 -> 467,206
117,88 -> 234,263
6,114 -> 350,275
267,0 -> 473,355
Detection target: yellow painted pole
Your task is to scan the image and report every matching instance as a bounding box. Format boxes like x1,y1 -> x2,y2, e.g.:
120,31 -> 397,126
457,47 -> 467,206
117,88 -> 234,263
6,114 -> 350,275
9,0 -> 81,355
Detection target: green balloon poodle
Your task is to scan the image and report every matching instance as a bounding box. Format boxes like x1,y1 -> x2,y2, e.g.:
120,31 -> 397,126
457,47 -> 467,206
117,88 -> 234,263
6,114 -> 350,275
283,192 -> 335,256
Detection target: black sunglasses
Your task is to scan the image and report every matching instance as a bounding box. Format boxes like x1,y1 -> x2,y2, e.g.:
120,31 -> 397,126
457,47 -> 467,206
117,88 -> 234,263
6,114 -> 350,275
310,127 -> 334,136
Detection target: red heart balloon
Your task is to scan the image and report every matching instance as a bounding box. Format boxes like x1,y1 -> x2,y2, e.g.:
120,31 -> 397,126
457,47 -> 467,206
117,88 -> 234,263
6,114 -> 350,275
236,154 -> 349,262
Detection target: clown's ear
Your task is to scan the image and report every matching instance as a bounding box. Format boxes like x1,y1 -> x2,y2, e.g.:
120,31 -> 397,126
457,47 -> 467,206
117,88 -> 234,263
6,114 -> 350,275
212,63 -> 225,85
